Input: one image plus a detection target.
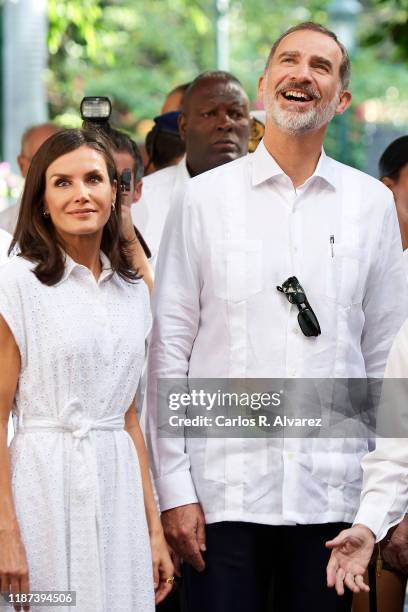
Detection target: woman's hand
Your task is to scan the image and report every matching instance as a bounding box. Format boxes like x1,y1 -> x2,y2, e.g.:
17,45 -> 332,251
326,524 -> 375,595
150,527 -> 175,605
0,527 -> 30,611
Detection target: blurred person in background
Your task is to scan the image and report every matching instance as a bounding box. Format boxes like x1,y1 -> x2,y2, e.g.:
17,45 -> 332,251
0,123 -> 61,233
344,134 -> 408,612
0,229 -> 11,263
144,112 -> 186,176
108,126 -> 153,292
132,71 -> 250,258
380,136 -> 408,269
161,83 -> 191,114
139,83 -> 190,174
327,318 -> 408,612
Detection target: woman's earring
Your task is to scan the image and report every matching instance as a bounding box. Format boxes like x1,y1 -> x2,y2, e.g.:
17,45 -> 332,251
43,210 -> 50,218
111,201 -> 115,211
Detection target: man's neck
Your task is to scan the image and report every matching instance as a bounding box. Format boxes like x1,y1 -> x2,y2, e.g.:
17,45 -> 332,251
395,206 -> 408,251
263,122 -> 326,188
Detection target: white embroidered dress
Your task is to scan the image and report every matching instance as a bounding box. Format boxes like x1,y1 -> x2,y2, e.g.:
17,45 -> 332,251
0,254 -> 154,612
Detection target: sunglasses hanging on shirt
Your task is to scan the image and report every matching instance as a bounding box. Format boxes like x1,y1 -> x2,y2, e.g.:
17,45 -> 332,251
277,276 -> 321,337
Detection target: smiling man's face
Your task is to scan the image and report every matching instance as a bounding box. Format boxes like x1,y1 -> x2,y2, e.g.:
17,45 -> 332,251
259,29 -> 351,135
180,77 -> 250,177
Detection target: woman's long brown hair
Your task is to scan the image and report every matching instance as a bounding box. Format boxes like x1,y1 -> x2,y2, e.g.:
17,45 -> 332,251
10,128 -> 140,285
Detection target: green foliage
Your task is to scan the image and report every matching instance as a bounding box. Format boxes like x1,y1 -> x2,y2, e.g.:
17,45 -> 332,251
47,0 -> 408,168
362,0 -> 408,63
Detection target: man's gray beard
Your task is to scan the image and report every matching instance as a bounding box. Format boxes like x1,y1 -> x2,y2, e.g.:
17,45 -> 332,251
266,94 -> 339,134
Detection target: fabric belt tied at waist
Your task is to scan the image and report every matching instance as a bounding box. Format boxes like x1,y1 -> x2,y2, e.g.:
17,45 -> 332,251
18,398 -> 125,612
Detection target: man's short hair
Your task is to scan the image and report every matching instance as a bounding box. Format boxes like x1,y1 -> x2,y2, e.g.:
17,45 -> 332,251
107,127 -> 144,183
379,135 -> 408,181
182,71 -> 245,113
265,22 -> 351,90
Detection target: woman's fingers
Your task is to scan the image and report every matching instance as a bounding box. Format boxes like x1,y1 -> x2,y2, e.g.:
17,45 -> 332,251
155,551 -> 175,605
10,575 -> 22,611
20,572 -> 30,612
152,559 -> 159,590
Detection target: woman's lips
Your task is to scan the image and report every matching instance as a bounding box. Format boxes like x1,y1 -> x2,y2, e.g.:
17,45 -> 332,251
69,209 -> 97,216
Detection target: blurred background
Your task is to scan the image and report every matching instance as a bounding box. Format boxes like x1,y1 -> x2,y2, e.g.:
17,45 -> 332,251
0,0 -> 407,208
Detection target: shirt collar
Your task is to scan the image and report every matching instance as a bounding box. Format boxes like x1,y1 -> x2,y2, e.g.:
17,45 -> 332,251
55,250 -> 114,286
251,139 -> 338,190
179,155 -> 191,180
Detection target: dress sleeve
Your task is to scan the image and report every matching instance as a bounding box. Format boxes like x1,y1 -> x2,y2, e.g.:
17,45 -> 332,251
0,264 -> 27,366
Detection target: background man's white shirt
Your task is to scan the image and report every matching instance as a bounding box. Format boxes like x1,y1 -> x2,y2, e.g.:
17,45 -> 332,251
0,229 -> 11,264
0,203 -> 19,234
147,141 -> 408,526
131,157 -> 189,257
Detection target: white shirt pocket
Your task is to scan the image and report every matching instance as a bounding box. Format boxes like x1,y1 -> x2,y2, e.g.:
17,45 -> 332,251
211,239 -> 263,303
325,244 -> 365,307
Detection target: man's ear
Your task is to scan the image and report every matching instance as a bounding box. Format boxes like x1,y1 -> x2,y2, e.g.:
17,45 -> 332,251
133,180 -> 143,203
178,113 -> 186,143
382,176 -> 396,194
17,154 -> 28,178
335,90 -> 352,115
257,74 -> 266,101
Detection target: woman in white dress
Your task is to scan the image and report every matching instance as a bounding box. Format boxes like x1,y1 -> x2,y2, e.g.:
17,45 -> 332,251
0,129 -> 173,611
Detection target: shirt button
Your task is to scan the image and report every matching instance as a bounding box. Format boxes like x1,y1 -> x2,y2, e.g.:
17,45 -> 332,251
289,369 -> 297,377
288,452 -> 295,460
293,327 -> 299,335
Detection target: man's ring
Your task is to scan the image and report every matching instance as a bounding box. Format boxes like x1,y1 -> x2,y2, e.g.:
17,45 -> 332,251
166,576 -> 175,586
346,573 -> 355,581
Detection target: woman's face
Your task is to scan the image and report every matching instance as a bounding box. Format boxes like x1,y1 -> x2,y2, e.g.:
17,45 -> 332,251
43,145 -> 116,242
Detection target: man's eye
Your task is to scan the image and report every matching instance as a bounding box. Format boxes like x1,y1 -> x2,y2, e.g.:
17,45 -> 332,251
230,111 -> 244,120
282,57 -> 295,64
202,111 -> 215,118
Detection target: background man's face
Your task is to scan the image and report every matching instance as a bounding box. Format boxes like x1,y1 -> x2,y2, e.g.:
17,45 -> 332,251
180,78 -> 250,176
260,30 -> 350,134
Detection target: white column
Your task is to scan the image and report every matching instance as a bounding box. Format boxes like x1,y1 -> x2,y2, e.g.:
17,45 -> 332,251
2,0 -> 48,171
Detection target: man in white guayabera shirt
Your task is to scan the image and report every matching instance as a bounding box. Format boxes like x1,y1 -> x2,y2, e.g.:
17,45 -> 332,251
146,22 -> 408,612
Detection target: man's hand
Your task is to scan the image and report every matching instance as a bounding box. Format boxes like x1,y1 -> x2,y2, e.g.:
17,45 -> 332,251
326,524 -> 375,595
161,503 -> 206,572
382,514 -> 408,574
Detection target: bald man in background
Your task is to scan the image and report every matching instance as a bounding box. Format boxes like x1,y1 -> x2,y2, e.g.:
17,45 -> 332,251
0,123 -> 61,232
132,71 -> 250,258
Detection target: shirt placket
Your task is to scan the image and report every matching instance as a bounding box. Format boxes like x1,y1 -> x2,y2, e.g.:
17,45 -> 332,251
283,185 -> 306,520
